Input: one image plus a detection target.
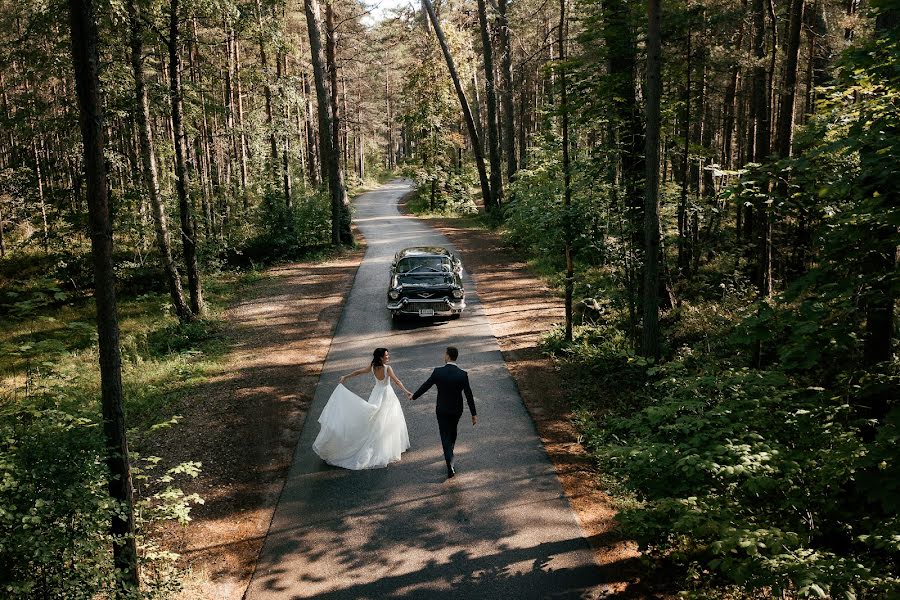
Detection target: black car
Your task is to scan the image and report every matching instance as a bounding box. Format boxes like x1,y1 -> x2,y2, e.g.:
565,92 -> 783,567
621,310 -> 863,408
386,247 -> 466,319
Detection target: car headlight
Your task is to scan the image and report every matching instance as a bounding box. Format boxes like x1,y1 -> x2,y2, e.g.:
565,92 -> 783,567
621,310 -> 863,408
452,288 -> 464,299
389,289 -> 400,300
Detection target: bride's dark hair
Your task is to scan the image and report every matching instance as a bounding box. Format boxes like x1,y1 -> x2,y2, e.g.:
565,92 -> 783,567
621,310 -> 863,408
371,348 -> 388,368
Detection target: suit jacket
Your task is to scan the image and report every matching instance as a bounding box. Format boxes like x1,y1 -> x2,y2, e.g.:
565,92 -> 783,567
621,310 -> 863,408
412,363 -> 476,417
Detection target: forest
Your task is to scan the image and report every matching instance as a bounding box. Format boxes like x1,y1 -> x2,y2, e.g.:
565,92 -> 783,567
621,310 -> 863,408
0,0 -> 897,595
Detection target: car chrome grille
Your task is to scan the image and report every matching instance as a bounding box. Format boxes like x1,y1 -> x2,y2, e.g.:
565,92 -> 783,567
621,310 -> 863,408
409,291 -> 449,299
404,301 -> 448,312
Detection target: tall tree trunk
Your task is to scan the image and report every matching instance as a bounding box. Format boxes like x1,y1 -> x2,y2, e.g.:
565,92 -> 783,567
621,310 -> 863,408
603,0 -> 643,240
304,0 -> 350,246
128,0 -> 192,322
234,37 -> 249,210
169,0 -> 204,315
325,2 -> 350,242
224,19 -> 238,211
256,0 -> 279,188
303,71 -> 321,186
776,0 -> 805,160
32,139 -> 50,251
476,0 -> 503,210
678,29 -> 691,274
862,7 -> 898,371
421,0 -> 492,211
722,1 -> 746,173
68,0 -> 140,592
559,0 -> 574,342
518,70 -> 530,169
386,69 -> 395,169
277,46 -> 292,207
498,0 -> 517,180
471,70 -> 485,154
752,0 -> 773,297
326,4 -> 342,180
642,0 -> 662,359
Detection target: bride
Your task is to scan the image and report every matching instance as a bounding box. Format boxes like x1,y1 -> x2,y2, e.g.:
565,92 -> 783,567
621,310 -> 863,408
312,348 -> 412,470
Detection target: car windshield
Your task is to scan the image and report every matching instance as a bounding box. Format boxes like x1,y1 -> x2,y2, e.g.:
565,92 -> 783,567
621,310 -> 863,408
396,256 -> 451,273
398,273 -> 452,286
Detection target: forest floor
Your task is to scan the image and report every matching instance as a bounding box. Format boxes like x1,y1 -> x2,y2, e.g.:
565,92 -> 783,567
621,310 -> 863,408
162,186 -> 658,599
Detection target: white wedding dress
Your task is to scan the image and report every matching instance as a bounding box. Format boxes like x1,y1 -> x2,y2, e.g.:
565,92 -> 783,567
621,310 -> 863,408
312,366 -> 411,469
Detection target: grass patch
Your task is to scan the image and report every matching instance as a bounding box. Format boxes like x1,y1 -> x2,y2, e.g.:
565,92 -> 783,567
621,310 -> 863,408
0,257 -> 271,430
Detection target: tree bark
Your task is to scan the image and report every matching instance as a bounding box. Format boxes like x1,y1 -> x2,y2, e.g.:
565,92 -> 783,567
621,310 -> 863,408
234,37 -> 249,210
68,0 -> 140,592
329,6 -> 351,242
752,0 -> 773,298
169,0 -> 204,316
862,7 -> 899,370
476,0 -> 503,210
256,0 -> 280,190
678,29 -> 691,275
776,0 -> 805,160
303,71 -> 321,186
603,0 -> 644,239
326,3 -> 342,179
641,0 -> 662,359
559,0 -> 574,342
305,0 -> 351,245
128,0 -> 192,323
420,0 -> 492,211
498,0 -> 517,180
277,45 -> 292,206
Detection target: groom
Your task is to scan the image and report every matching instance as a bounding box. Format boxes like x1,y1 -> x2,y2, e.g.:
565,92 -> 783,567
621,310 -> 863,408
410,346 -> 477,479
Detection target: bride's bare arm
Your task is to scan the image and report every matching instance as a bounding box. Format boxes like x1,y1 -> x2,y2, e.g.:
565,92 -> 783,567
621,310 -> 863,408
387,366 -> 411,395
339,365 -> 372,383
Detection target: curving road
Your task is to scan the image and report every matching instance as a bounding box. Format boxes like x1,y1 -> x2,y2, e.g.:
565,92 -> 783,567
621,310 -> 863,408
245,180 -> 614,599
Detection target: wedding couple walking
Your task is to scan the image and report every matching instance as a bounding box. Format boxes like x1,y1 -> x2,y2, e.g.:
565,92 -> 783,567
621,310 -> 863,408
312,346 -> 477,479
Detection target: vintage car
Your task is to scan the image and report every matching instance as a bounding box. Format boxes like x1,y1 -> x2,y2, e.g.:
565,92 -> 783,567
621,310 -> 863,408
386,247 -> 466,319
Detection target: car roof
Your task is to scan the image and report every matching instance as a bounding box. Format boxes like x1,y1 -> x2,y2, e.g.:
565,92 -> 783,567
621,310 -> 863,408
395,246 -> 454,259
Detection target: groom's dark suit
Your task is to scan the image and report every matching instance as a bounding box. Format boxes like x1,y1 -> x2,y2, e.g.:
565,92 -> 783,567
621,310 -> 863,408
412,363 -> 476,472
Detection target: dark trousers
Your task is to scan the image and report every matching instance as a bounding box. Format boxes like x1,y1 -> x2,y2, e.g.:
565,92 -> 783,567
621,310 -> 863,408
436,412 -> 461,468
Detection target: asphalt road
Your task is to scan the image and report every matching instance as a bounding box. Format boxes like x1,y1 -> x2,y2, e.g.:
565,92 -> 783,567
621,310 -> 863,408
245,180 -> 616,599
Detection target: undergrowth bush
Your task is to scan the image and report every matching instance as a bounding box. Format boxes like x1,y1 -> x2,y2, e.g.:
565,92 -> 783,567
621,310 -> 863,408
401,163 -> 478,216
546,311 -> 899,598
0,405 -> 202,599
226,189 -> 333,267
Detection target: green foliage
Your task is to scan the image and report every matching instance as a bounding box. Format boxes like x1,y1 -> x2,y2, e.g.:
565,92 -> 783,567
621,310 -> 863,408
505,141 -> 614,269
228,189 -> 333,266
402,164 -> 478,216
0,407 -> 114,599
578,355 -> 900,597
530,10 -> 900,598
0,263 -> 241,597
0,406 -> 202,599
